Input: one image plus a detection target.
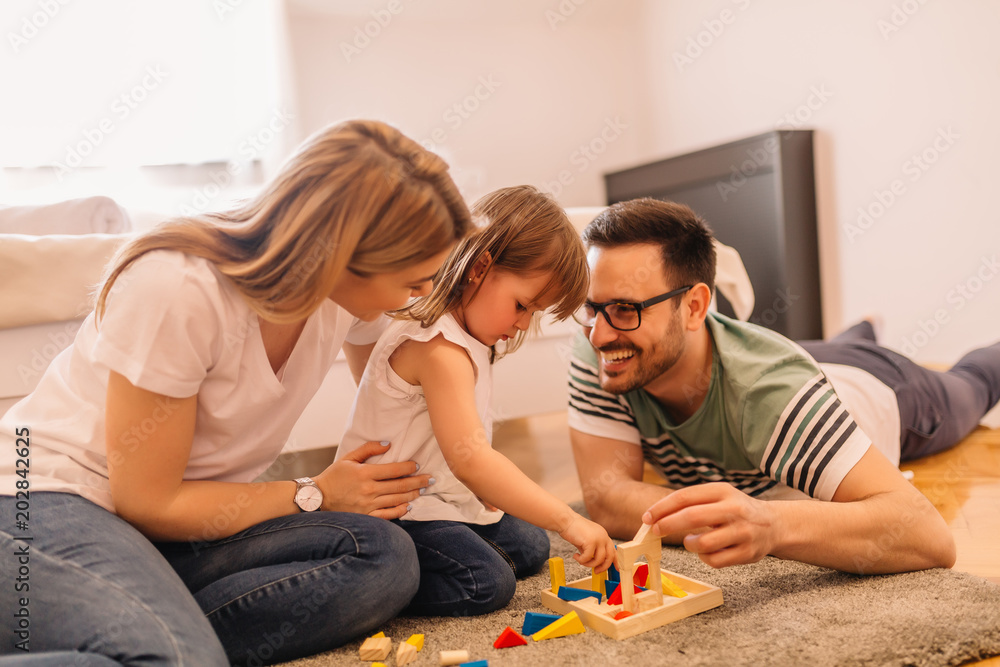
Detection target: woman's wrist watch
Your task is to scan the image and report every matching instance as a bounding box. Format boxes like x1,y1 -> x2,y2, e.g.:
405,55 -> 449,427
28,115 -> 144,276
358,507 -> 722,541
293,477 -> 323,512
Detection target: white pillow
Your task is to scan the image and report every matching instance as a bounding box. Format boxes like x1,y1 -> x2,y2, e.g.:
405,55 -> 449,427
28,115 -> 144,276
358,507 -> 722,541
0,196 -> 131,235
0,233 -> 131,329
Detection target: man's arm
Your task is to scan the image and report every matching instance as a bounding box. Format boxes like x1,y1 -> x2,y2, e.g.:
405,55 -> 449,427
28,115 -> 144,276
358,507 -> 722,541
644,445 -> 956,573
570,427 -> 678,540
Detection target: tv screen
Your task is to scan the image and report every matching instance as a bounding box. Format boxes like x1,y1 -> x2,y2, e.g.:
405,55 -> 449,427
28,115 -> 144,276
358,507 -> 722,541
604,130 -> 822,340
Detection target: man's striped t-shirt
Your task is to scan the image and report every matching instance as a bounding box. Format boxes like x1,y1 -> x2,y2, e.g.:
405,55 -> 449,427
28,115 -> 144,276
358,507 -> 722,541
568,312 -> 872,501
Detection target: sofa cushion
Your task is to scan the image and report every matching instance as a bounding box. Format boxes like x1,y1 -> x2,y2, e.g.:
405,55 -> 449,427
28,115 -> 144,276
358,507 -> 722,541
0,233 -> 131,330
0,196 -> 131,235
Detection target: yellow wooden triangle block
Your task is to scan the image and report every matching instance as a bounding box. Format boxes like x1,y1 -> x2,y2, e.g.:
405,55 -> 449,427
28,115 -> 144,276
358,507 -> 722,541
661,573 -> 688,598
531,611 -> 586,641
405,633 -> 424,650
371,631 -> 386,638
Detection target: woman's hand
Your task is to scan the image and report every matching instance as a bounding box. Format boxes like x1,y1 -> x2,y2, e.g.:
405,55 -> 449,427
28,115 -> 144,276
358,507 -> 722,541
559,514 -> 617,572
316,441 -> 430,519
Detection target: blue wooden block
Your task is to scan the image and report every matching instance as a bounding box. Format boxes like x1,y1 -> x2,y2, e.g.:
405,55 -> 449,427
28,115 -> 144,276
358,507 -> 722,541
557,586 -> 602,602
522,611 -> 561,636
607,558 -> 620,582
605,580 -> 619,598
458,661 -> 488,667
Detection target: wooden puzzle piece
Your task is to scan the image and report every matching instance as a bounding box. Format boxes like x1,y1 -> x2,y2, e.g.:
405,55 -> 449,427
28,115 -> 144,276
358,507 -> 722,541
548,557 -> 565,593
531,611 -> 586,641
439,649 -> 470,665
522,611 -> 561,635
557,586 -> 601,603
359,635 -> 391,660
493,626 -> 528,649
396,641 -> 418,666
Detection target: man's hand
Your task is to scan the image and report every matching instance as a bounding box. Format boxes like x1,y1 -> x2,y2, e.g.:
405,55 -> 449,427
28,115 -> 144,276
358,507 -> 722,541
642,482 -> 778,568
316,441 -> 430,519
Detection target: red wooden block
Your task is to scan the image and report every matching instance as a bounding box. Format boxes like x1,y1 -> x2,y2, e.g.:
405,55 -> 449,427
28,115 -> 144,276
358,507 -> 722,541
607,582 -> 644,606
633,563 -> 649,588
613,610 -> 634,620
493,626 -> 528,649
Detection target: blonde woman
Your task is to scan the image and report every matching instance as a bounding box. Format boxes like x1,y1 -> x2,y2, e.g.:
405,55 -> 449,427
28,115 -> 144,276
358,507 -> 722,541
337,186 -> 615,617
0,120 -> 472,665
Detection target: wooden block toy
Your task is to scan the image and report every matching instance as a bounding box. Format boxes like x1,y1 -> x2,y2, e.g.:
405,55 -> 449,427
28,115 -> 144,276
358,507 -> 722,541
439,649 -> 470,665
522,611 -> 561,636
605,580 -> 618,598
662,573 -> 688,598
396,641 -> 418,666
557,586 -> 601,603
548,556 -> 565,593
372,663 -> 387,667
591,568 -> 608,593
607,582 -> 643,606
635,588 -> 660,612
406,633 -> 425,650
457,661 -> 488,667
370,631 -> 385,638
539,524 -> 723,640
359,635 -> 391,660
493,626 -> 527,649
633,562 -> 650,588
607,557 -> 620,582
531,610 -> 586,641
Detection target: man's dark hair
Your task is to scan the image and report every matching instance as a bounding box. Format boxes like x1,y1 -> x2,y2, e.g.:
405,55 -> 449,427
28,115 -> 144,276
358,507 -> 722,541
583,198 -> 716,295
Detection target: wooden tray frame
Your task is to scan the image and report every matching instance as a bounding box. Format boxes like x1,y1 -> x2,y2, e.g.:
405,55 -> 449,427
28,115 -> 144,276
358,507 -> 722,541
540,569 -> 723,640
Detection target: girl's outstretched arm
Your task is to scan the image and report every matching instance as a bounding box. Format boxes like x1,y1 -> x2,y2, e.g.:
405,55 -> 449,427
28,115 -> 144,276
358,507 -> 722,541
394,335 -> 615,571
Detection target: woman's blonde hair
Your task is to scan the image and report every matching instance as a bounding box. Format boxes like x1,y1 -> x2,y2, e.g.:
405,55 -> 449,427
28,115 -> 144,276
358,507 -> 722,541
96,119 -> 472,324
403,185 -> 588,361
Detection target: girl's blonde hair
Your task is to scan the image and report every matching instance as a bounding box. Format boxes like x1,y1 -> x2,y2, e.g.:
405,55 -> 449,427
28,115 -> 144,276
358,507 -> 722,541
403,185 -> 588,361
96,119 -> 472,324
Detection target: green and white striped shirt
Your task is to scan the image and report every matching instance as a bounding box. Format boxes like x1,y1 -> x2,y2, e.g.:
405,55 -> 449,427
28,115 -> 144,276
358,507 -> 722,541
568,312 -> 872,501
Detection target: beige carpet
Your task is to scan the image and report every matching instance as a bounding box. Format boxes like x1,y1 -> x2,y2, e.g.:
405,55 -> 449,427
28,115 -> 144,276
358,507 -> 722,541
279,526 -> 1000,667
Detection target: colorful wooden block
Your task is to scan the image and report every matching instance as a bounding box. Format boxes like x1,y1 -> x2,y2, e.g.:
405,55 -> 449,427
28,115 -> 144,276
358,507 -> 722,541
531,610 -> 586,641
439,650 -> 470,665
633,562 -> 650,588
607,582 -> 643,606
371,631 -> 385,639
372,663 -> 387,667
591,568 -> 608,593
548,556 -> 565,593
457,661 -> 488,667
493,626 -> 527,649
359,635 -> 391,660
522,611 -> 561,635
613,610 -> 634,620
607,558 -> 620,582
405,633 -> 424,650
557,586 -> 601,602
662,573 -> 688,598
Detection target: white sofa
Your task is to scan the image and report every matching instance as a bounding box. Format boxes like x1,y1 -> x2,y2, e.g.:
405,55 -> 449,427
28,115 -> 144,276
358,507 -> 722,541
0,199 -> 757,452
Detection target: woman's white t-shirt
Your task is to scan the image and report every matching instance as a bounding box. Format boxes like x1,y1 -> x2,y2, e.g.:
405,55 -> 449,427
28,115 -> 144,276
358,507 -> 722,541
0,250 -> 386,512
336,313 -> 503,525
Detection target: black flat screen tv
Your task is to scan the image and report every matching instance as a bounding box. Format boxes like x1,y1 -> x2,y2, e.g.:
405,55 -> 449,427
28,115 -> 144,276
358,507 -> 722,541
603,129 -> 822,340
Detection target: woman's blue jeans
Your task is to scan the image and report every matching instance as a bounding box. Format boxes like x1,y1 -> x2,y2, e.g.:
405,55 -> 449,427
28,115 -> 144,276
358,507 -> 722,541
395,513 -> 549,617
1,492 -> 419,666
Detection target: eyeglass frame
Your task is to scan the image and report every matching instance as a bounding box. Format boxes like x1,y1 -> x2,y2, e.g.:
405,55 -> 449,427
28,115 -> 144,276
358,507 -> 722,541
573,285 -> 695,331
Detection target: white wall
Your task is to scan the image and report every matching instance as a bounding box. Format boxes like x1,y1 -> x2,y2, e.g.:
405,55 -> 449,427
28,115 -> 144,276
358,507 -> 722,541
633,0 -> 1000,364
284,0 -> 646,207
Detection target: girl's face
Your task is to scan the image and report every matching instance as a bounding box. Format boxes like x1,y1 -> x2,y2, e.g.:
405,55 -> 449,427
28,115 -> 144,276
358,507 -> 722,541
329,248 -> 452,321
459,268 -> 555,347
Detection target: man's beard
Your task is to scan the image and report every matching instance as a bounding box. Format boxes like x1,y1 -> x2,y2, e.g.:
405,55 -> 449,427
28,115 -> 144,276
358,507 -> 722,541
598,319 -> 685,395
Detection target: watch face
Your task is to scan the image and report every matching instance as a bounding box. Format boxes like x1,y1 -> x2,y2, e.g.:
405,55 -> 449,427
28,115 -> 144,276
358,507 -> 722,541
295,485 -> 323,512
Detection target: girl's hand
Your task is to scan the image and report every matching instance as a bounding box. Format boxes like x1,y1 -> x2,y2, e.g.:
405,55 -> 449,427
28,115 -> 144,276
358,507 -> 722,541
559,514 -> 616,572
315,441 -> 430,519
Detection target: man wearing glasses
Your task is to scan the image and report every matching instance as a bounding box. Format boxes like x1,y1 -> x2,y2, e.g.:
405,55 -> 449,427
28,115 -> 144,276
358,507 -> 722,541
568,198 -> 1000,574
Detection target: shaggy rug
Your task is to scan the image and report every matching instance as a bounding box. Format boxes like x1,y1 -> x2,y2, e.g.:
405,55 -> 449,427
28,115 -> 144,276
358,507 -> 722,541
278,524 -> 1000,667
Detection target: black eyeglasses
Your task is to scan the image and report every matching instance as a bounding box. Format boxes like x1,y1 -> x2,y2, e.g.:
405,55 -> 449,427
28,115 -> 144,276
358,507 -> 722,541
573,286 -> 694,331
